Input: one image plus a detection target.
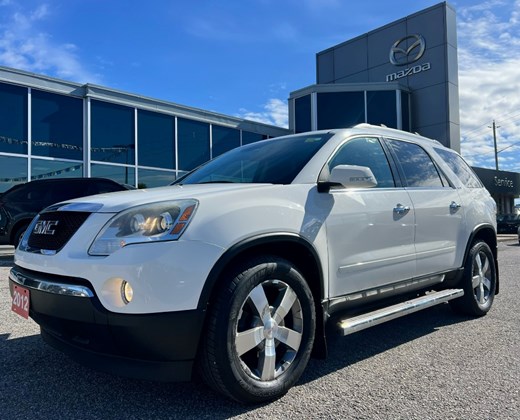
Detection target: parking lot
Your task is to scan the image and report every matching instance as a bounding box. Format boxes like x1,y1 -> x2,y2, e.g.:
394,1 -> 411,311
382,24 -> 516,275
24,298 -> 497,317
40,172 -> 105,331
1,240 -> 519,419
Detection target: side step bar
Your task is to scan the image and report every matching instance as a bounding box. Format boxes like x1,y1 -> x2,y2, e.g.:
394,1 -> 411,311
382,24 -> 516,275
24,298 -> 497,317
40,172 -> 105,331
337,288 -> 464,336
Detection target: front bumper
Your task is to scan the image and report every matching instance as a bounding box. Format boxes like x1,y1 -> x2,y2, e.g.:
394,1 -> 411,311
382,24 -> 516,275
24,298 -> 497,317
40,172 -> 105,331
9,266 -> 205,381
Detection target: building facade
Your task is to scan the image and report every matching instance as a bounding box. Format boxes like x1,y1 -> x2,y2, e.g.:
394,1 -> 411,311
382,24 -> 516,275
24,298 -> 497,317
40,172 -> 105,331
473,168 -> 520,215
0,2 -> 518,213
290,2 -> 459,150
288,1 -> 518,214
0,67 -> 289,193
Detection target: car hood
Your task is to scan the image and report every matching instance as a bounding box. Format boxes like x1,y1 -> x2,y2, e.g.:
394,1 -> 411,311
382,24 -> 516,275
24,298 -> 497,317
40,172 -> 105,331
51,183 -> 275,213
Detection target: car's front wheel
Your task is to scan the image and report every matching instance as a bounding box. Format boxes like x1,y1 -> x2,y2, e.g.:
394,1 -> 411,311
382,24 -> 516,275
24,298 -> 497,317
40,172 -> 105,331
12,224 -> 28,248
450,241 -> 497,316
198,256 -> 316,404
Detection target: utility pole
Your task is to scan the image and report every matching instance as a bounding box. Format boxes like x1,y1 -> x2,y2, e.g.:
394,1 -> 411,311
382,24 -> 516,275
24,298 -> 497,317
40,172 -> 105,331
488,120 -> 500,170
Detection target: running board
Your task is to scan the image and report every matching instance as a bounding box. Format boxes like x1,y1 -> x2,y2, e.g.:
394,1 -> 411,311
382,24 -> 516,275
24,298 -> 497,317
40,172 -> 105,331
337,289 -> 464,336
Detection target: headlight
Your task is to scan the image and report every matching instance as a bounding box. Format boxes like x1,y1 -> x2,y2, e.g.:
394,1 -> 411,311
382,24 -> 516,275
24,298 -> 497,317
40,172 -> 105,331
89,200 -> 198,256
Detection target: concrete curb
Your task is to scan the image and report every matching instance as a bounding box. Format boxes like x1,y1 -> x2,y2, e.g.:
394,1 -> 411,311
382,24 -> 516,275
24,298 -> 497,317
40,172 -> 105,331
0,245 -> 15,259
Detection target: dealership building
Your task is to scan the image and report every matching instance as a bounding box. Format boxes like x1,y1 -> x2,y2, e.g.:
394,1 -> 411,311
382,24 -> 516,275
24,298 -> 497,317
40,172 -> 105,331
0,2 -> 518,213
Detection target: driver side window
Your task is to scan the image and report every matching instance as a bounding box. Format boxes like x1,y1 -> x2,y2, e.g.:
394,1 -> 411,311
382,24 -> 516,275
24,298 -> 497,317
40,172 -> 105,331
328,137 -> 396,188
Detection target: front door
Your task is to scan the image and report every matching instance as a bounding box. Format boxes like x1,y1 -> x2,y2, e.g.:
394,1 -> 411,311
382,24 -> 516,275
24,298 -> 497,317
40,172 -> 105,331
322,137 -> 416,298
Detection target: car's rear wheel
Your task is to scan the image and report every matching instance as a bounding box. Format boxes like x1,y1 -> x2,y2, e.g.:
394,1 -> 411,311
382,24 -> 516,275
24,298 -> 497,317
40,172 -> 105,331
198,256 -> 315,404
450,241 -> 496,316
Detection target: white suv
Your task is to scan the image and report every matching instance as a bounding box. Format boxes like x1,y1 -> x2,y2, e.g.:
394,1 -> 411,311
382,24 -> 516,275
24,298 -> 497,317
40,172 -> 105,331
10,124 -> 498,404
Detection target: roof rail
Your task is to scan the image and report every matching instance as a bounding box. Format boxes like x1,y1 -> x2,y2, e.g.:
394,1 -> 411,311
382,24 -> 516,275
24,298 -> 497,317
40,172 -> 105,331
351,123 -> 442,145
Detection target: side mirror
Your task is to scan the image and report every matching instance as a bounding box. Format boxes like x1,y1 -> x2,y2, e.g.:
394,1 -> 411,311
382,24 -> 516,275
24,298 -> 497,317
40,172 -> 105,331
318,165 -> 377,192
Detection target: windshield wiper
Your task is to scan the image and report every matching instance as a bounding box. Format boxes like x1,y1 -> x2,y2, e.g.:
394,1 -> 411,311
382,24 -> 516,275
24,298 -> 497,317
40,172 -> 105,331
196,180 -> 237,184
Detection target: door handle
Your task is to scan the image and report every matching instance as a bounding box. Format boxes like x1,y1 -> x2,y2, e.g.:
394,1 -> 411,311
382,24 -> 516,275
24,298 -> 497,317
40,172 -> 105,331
450,201 -> 461,210
393,204 -> 410,215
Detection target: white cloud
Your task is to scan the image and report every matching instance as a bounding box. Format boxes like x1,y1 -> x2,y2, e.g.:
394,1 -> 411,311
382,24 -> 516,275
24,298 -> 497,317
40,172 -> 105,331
0,2 -> 100,84
238,98 -> 289,128
458,0 -> 520,172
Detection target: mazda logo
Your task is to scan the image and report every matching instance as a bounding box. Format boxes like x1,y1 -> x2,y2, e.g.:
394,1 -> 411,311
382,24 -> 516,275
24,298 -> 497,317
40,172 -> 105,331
389,34 -> 426,66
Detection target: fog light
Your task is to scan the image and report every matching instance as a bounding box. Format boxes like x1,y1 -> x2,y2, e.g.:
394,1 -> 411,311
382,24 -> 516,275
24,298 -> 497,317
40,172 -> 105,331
121,280 -> 134,304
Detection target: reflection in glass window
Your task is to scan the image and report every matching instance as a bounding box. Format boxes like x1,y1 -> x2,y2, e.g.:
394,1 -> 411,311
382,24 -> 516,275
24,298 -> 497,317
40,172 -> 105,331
31,158 -> 83,181
367,91 -> 397,129
317,92 -> 364,130
435,148 -> 482,188
32,89 -> 83,160
295,95 -> 312,133
212,125 -> 240,158
242,131 -> 267,145
387,140 -> 443,188
0,82 -> 28,155
328,137 -> 395,188
0,155 -> 28,192
91,163 -> 135,187
138,110 -> 175,169
138,168 -> 176,188
177,118 -> 210,171
91,100 -> 135,165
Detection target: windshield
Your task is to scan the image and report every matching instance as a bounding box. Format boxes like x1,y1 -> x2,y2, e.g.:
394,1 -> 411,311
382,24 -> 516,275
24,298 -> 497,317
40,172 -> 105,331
176,133 -> 332,185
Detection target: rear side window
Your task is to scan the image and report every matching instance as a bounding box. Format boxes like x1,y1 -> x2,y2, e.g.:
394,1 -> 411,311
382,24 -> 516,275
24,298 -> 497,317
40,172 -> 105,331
328,137 -> 395,188
434,148 -> 482,188
90,180 -> 125,194
386,139 -> 444,188
49,182 -> 85,203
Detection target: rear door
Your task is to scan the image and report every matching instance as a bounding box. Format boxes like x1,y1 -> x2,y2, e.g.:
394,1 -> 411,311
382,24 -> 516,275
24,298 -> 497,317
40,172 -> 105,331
385,139 -> 465,277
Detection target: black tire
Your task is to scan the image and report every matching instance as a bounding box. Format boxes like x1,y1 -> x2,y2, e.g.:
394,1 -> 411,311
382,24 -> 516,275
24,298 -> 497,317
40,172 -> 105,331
12,224 -> 28,248
450,241 -> 496,316
198,256 -> 316,404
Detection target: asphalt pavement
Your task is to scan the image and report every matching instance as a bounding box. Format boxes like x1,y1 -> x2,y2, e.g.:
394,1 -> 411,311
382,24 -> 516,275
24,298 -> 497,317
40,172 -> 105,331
1,239 -> 519,419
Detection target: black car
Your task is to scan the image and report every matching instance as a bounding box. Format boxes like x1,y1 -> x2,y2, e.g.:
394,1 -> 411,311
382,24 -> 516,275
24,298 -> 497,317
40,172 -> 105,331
496,213 -> 520,234
0,178 -> 130,246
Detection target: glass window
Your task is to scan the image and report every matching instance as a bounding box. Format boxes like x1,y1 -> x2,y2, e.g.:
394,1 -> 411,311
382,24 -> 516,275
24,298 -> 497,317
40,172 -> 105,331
387,139 -> 443,188
178,133 -> 332,185
435,148 -> 482,188
138,168 -> 176,188
0,155 -> 28,193
91,100 -> 135,165
31,158 -> 83,181
137,110 -> 175,169
295,95 -> 312,133
91,163 -> 135,187
212,125 -> 240,158
0,82 -> 28,154
177,118 -> 210,171
242,131 -> 267,145
317,92 -> 364,130
367,91 -> 397,129
32,89 -> 83,160
328,137 -> 395,188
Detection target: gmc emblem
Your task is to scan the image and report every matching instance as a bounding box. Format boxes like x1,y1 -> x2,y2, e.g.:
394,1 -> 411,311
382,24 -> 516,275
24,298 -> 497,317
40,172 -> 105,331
33,220 -> 59,235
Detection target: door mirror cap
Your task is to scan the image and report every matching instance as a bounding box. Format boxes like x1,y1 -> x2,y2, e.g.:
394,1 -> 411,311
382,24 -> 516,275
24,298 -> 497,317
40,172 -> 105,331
319,165 -> 378,192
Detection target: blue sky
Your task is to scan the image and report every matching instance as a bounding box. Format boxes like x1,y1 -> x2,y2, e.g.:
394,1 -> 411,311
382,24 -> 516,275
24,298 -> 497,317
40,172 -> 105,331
1,0 -> 519,172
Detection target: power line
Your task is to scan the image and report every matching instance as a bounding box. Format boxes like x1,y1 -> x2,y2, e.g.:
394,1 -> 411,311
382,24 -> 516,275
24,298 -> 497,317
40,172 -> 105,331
461,112 -> 520,140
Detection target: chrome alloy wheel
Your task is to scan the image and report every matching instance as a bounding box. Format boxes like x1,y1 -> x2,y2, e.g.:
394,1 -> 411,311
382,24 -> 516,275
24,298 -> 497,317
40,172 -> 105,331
234,280 -> 303,381
472,250 -> 493,305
